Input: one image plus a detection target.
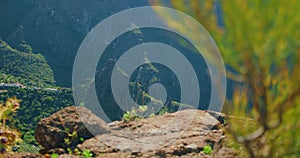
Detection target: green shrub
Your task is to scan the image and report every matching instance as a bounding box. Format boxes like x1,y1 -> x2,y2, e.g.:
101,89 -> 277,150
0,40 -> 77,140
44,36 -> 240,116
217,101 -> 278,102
156,0 -> 300,157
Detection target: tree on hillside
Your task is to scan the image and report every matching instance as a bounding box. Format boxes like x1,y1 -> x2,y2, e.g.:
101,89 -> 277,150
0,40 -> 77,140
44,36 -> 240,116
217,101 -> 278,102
153,0 -> 300,157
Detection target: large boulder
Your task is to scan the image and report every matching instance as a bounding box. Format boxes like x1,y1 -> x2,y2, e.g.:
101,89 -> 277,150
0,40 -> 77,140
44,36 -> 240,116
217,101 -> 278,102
35,106 -> 110,150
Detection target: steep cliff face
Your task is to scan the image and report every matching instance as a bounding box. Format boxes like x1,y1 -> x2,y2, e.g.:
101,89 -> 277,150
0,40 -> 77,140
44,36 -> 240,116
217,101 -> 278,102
0,0 -> 149,86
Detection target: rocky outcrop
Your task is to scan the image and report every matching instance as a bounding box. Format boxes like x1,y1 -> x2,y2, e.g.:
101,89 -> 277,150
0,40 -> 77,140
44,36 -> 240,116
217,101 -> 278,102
34,107 -> 237,157
35,106 -> 110,150
77,109 -> 236,157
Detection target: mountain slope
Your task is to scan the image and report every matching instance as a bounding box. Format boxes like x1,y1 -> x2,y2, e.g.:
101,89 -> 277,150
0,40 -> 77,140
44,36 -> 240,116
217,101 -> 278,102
0,0 -> 149,87
0,40 -> 55,87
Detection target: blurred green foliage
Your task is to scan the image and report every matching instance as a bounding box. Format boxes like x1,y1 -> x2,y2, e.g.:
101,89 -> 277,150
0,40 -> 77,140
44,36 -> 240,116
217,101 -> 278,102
153,0 -> 300,157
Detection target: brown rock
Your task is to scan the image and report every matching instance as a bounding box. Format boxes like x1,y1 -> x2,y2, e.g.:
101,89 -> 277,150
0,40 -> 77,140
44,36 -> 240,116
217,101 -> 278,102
35,106 -> 110,150
34,107 -> 236,157
2,153 -> 43,158
78,109 -> 236,157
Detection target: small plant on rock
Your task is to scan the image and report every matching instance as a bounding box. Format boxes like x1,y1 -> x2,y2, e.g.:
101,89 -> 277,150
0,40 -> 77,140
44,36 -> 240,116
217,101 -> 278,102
82,149 -> 93,158
202,145 -> 213,155
50,153 -> 59,158
62,127 -> 90,156
122,105 -> 149,122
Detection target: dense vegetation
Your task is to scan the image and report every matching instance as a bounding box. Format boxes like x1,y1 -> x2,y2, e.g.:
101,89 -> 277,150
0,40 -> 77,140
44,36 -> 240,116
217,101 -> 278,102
0,87 -> 73,146
0,40 -> 72,148
0,40 -> 55,88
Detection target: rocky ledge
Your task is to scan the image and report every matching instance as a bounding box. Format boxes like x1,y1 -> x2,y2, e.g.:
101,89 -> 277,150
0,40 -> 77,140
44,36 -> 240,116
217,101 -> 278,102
4,106 -> 238,158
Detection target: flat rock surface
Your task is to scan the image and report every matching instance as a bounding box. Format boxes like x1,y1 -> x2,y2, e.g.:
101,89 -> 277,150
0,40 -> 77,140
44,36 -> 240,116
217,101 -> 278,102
77,109 -> 237,157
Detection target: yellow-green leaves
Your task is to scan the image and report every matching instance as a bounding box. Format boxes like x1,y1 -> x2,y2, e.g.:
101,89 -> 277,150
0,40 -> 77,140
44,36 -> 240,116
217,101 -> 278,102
0,97 -> 22,154
155,0 -> 300,157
